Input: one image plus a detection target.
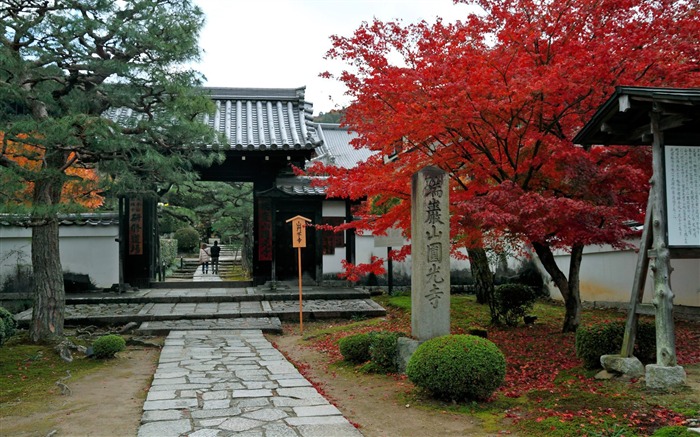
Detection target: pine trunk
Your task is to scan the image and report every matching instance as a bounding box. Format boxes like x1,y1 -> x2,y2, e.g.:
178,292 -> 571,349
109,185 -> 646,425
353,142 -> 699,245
30,218 -> 65,342
30,171 -> 66,343
532,242 -> 582,333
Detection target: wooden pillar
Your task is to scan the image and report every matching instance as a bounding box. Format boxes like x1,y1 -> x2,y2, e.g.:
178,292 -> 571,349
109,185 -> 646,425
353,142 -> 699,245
649,108 -> 677,367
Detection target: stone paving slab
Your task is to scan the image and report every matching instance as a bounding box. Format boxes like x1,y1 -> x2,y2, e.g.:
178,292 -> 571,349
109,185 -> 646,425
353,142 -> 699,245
14,299 -> 385,325
63,287 -> 371,304
138,318 -> 283,335
138,330 -> 362,437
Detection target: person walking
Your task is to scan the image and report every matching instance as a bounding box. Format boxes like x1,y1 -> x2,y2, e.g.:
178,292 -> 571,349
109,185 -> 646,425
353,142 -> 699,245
210,241 -> 221,274
198,243 -> 211,274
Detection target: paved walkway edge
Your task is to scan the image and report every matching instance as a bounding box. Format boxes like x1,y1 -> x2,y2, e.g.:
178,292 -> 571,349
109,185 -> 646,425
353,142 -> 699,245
138,329 -> 363,437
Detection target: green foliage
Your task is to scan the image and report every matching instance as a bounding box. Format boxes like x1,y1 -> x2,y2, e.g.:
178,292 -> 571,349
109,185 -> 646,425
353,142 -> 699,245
0,307 -> 17,345
575,321 -> 656,369
651,426 -> 697,437
368,331 -> 403,373
92,335 -> 126,359
338,333 -> 372,363
160,238 -> 178,268
406,334 -> 506,401
338,331 -> 404,373
174,226 -> 200,253
494,283 -> 538,326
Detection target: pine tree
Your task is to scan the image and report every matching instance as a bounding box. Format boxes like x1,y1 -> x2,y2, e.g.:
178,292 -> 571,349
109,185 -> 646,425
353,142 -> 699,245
1,0 -> 221,342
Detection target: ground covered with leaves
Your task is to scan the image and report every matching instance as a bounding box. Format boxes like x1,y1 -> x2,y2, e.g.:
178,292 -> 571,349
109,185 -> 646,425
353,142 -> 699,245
282,294 -> 700,437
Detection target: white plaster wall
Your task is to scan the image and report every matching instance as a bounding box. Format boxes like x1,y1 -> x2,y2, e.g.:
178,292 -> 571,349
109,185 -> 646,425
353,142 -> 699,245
322,201 -> 345,217
549,241 -> 700,307
321,200 -> 347,274
329,232 -> 471,277
0,225 -> 119,288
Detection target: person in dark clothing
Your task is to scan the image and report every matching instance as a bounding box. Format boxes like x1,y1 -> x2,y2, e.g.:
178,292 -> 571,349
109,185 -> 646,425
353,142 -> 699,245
210,240 -> 221,274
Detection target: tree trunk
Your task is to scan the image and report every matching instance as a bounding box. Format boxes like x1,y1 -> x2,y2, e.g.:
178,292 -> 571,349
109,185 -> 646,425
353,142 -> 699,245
30,217 -> 65,342
532,242 -> 583,333
467,247 -> 497,323
30,171 -> 66,343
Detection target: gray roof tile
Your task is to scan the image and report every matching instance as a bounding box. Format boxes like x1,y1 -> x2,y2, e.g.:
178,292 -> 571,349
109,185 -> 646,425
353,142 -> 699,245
311,123 -> 375,169
1,213 -> 119,227
104,87 -> 320,152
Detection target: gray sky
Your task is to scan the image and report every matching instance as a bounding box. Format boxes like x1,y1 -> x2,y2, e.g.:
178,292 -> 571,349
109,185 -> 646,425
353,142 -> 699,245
193,0 -> 476,115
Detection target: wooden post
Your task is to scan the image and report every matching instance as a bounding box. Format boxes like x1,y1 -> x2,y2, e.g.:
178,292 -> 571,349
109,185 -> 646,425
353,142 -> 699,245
649,108 -> 677,367
286,215 -> 311,334
620,192 -> 653,357
297,246 -> 303,333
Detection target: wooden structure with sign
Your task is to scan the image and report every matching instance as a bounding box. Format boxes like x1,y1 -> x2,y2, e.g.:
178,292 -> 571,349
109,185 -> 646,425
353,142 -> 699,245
574,86 -> 700,388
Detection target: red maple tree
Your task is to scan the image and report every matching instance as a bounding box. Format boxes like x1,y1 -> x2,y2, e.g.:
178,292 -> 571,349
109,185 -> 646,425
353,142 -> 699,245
308,0 -> 700,331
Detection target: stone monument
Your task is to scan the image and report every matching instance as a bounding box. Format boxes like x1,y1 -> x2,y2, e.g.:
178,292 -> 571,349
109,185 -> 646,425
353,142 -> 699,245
411,166 -> 450,341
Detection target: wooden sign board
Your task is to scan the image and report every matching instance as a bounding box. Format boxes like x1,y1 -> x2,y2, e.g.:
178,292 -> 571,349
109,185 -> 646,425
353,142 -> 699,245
286,215 -> 311,248
664,145 -> 700,248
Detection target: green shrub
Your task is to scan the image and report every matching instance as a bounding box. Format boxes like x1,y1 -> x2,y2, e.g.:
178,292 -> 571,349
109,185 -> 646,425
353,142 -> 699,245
338,333 -> 372,363
0,318 -> 5,346
651,426 -> 697,437
575,321 -> 655,369
368,331 -> 403,373
494,283 -> 538,326
0,306 -> 17,343
92,334 -> 126,359
406,334 -> 506,401
174,226 -> 200,253
160,238 -> 178,268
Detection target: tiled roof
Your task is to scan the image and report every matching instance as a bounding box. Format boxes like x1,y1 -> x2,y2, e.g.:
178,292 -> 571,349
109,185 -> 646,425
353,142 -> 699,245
311,123 -> 375,169
275,177 -> 327,197
0,213 -> 119,227
104,87 -> 320,152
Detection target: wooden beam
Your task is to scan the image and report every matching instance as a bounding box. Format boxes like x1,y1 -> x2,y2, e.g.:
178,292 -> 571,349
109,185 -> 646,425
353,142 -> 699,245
620,193 -> 653,357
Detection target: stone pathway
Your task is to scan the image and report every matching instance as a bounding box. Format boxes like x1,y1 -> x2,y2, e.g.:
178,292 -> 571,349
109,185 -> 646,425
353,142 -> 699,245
192,265 -> 223,282
138,330 -> 362,437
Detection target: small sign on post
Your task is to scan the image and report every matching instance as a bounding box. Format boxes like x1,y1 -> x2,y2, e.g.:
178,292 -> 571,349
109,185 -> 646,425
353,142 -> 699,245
286,215 -> 311,333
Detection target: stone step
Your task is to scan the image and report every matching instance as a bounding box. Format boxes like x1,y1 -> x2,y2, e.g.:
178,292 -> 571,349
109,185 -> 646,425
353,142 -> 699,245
13,298 -> 386,327
64,287 -> 370,304
136,317 -> 282,335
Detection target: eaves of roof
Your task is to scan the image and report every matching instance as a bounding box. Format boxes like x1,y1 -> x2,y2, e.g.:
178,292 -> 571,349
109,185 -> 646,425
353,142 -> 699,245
0,213 -> 119,227
574,86 -> 700,147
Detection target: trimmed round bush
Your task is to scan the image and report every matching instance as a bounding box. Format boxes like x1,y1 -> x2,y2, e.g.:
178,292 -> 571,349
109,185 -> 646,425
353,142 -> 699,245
575,321 -> 655,369
406,334 -> 506,401
368,331 -> 403,373
494,283 -> 538,326
338,333 -> 372,363
92,334 -> 126,359
0,306 -> 17,342
174,226 -> 200,253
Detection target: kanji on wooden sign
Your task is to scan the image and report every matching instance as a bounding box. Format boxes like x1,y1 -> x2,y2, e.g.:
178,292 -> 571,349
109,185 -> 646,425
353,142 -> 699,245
286,215 -> 312,248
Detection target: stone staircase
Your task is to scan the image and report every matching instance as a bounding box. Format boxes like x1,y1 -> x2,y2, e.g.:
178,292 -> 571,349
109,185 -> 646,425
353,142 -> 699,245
13,283 -> 386,335
166,245 -> 245,281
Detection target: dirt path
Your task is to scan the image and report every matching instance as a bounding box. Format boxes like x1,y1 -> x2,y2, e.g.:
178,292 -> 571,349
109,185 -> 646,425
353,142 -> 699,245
0,347 -> 159,437
269,333 -> 499,437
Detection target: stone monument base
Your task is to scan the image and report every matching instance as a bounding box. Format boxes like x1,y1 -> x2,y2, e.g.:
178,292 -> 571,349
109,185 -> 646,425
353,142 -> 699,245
396,337 -> 422,374
600,354 -> 644,378
645,364 -> 686,390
